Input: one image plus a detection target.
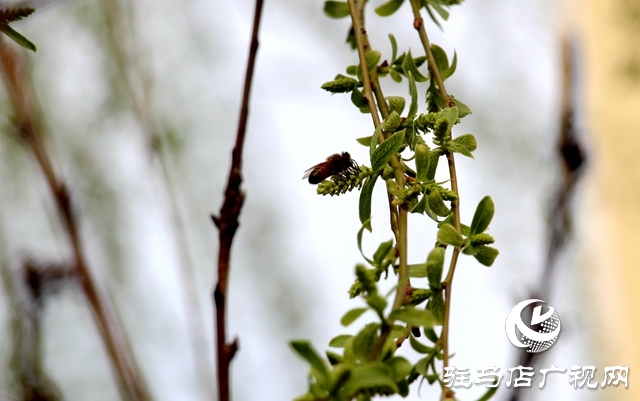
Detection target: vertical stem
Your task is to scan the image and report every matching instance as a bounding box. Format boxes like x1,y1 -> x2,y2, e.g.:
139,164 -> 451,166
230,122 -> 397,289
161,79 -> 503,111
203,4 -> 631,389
408,2 -> 461,397
212,1 -> 264,400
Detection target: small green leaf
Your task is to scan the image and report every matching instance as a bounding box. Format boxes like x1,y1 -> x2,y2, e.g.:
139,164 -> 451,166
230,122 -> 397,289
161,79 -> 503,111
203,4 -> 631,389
365,50 -> 382,72
375,0 -> 405,16
441,51 -> 457,80
381,111 -> 402,132
290,340 -> 331,386
428,189 -> 450,217
437,223 -> 464,246
389,307 -> 435,328
415,143 -> 431,182
358,178 -> 376,231
387,96 -> 406,115
470,196 -> 495,235
343,362 -> 399,394
429,1 -> 449,20
353,323 -> 380,361
409,335 -> 432,354
0,25 -> 36,52
474,246 -> 499,267
351,86 -> 367,108
426,247 -> 445,290
323,1 -> 350,18
356,136 -> 371,146
424,327 -> 439,343
389,68 -> 402,82
408,263 -> 427,278
371,130 -> 404,172
427,291 -> 445,325
370,124 -> 382,155
410,193 -> 427,214
373,239 -> 394,266
452,98 -> 472,117
402,50 -> 428,83
329,334 -> 352,348
446,140 -> 474,158
453,133 -> 477,151
439,107 -> 458,131
387,356 -> 413,380
406,72 -> 418,120
341,307 -> 368,326
346,65 -> 358,76
426,149 -> 441,181
389,34 -> 398,62
430,44 -> 449,75
366,293 -> 388,316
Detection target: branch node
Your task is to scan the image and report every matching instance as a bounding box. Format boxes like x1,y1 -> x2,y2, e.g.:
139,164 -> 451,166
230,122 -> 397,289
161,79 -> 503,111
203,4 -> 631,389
211,214 -> 221,228
228,337 -> 239,361
413,17 -> 423,30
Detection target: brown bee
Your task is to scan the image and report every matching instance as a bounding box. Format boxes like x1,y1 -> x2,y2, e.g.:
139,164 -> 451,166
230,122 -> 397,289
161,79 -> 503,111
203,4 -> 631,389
303,152 -> 358,184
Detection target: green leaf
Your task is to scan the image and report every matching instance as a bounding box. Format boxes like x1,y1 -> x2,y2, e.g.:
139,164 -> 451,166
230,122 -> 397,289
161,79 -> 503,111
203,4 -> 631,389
453,133 -> 477,151
357,217 -> 375,261
426,247 -> 445,290
437,223 -> 464,246
0,25 -> 36,52
381,111 -> 402,132
341,307 -> 368,326
290,340 -> 331,386
329,334 -> 352,348
427,291 -> 445,325
470,196 -> 495,235
428,189 -> 450,217
408,263 -> 427,278
452,97 -> 472,117
351,86 -> 368,108
476,385 -> 499,401
375,0 -> 405,16
371,130 -> 404,172
326,351 -> 344,366
356,136 -> 371,146
366,293 -> 388,316
402,50 -> 428,83
373,239 -> 394,266
365,50 -> 382,72
409,335 -> 432,354
343,362 -> 399,395
387,96 -> 405,115
346,65 -> 358,76
429,1 -> 450,20
439,107 -> 458,130
474,246 -> 499,267
389,68 -> 402,82
441,51 -> 457,80
323,1 -> 350,18
446,140 -> 474,158
387,356 -> 413,380
424,327 -> 439,343
353,323 -> 380,361
415,143 -> 431,182
430,44 -> 449,75
410,193 -> 427,214
389,34 -> 398,62
370,124 -> 382,155
406,72 -> 418,120
426,149 -> 441,181
389,307 -> 435,328
358,178 -> 376,231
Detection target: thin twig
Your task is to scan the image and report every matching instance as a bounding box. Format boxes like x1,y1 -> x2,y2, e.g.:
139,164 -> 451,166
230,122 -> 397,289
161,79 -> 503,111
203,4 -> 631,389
211,1 -> 264,400
407,2 -> 460,397
0,38 -> 152,401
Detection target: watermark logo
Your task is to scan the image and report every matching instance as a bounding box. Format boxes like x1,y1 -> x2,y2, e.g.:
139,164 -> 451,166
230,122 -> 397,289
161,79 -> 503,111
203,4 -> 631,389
505,299 -> 561,353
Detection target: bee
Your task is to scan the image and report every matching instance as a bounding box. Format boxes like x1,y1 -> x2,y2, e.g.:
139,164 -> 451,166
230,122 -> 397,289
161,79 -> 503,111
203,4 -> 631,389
303,152 -> 358,184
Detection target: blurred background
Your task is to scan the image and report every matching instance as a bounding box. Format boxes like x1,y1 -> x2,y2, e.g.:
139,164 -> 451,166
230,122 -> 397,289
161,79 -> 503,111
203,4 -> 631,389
0,0 -> 637,400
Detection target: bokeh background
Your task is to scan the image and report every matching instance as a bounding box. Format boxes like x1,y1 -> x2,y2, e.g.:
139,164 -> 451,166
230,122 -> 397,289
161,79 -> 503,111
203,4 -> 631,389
0,0 -> 637,400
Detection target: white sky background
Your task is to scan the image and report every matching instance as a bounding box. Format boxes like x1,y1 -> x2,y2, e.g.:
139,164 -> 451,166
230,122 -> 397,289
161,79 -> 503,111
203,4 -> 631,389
0,0 -> 599,400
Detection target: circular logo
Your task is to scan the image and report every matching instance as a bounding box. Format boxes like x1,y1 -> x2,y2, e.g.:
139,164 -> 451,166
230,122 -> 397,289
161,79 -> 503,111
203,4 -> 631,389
505,299 -> 561,353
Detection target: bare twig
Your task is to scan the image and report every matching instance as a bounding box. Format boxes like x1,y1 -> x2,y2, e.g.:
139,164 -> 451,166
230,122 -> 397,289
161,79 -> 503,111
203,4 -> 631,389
211,0 -> 264,400
0,37 -> 152,401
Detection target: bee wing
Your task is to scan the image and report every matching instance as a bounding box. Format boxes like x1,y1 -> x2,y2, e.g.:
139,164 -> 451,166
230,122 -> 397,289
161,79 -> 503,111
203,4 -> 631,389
302,165 -> 318,179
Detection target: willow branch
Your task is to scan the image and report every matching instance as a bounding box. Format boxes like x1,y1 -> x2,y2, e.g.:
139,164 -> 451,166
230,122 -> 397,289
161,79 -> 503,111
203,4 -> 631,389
0,38 -> 151,401
347,0 -> 410,359
408,2 -> 461,392
211,1 -> 264,400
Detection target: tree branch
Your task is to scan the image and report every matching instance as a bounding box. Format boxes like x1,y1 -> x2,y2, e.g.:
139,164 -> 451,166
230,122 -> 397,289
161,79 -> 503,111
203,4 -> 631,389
211,0 -> 264,400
